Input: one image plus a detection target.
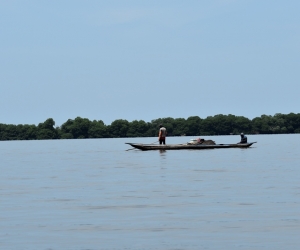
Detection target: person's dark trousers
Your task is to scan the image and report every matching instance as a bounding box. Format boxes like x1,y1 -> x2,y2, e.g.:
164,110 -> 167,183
159,138 -> 166,145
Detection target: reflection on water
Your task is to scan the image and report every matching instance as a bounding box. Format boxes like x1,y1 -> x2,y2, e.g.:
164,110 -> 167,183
1,135 -> 300,250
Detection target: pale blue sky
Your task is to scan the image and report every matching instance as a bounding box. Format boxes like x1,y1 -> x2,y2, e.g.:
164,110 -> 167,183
1,0 -> 299,126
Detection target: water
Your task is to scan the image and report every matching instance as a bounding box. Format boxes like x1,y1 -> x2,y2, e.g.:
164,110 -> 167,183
1,134 -> 300,250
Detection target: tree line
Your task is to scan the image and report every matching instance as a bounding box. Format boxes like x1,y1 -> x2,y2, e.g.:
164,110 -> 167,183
1,113 -> 300,141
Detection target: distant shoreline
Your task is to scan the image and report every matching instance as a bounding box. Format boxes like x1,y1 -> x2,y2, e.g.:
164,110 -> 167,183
1,113 -> 300,141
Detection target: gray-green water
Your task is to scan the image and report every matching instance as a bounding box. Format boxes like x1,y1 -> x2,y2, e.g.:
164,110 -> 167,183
1,135 -> 300,250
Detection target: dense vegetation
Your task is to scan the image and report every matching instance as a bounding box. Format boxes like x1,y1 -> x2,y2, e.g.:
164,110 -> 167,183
1,113 -> 300,141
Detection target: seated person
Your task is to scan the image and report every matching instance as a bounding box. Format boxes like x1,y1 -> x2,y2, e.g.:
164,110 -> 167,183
239,133 -> 247,143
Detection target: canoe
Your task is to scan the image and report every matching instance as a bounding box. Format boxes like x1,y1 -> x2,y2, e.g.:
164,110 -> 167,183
126,142 -> 256,151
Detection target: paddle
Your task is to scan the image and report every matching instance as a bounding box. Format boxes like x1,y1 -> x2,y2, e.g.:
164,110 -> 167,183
126,148 -> 136,151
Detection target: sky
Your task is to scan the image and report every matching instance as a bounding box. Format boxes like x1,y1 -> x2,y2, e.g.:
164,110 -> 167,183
1,0 -> 299,126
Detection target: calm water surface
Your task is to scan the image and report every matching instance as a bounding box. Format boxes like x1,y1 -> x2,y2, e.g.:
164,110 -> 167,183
1,135 -> 300,250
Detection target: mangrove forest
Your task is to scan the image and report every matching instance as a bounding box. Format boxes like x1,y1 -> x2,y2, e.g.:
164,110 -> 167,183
1,113 -> 300,141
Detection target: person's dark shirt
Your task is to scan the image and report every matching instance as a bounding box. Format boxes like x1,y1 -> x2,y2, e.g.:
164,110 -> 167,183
240,135 -> 247,143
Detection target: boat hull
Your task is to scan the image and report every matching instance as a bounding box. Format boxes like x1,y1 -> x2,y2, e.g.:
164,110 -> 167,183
126,142 -> 256,151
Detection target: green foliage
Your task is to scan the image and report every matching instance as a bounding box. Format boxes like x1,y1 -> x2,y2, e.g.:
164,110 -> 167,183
1,113 -> 300,140
126,120 -> 150,137
37,118 -> 58,139
186,116 -> 201,136
108,119 -> 129,138
88,120 -> 108,138
59,117 -> 107,139
172,118 -> 188,136
0,123 -> 38,140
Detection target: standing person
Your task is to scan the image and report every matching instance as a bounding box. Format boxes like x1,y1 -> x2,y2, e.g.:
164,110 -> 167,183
158,124 -> 167,145
239,133 -> 247,143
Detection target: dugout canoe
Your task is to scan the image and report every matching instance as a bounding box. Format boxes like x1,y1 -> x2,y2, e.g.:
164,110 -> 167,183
126,142 -> 256,151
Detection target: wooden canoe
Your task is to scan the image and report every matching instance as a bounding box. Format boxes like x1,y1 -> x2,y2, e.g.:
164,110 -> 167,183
126,142 -> 256,151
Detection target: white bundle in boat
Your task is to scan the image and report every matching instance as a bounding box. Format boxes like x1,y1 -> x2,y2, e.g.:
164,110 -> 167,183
187,138 -> 216,145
